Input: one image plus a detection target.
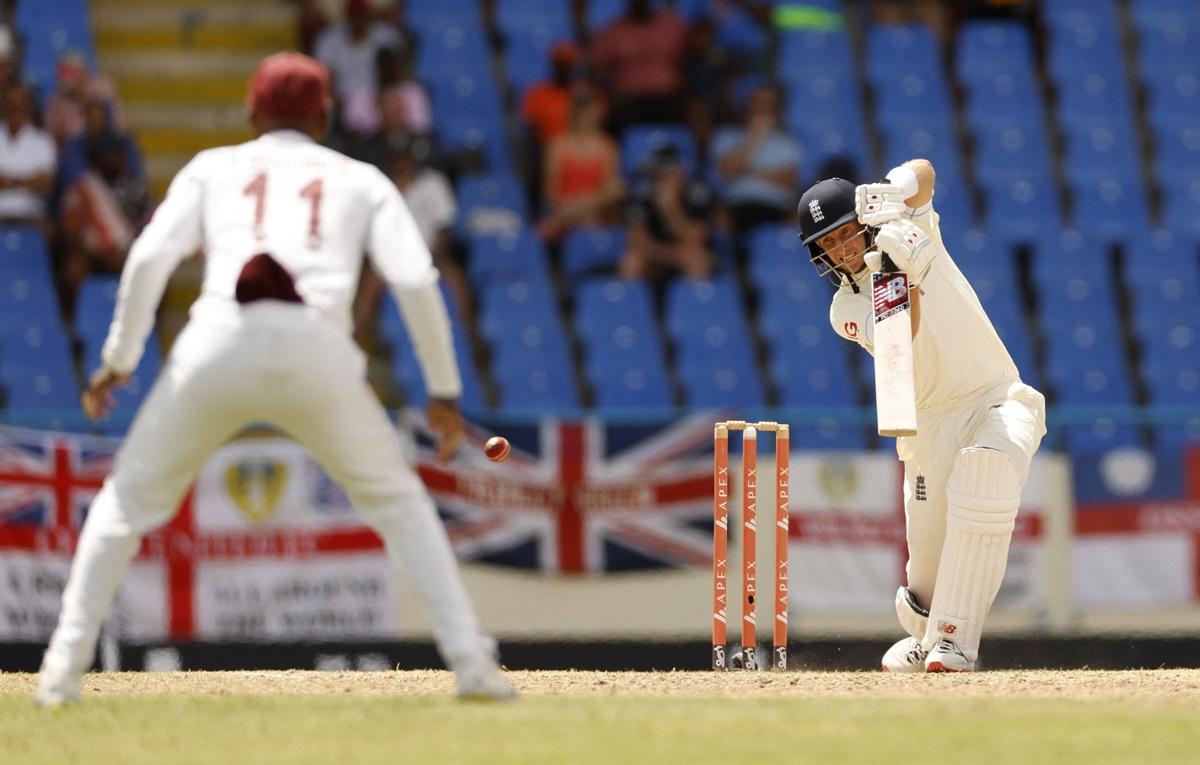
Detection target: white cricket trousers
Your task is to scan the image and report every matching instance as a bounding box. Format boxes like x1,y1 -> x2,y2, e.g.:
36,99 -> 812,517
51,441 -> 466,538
42,301 -> 493,675
899,379 -> 1047,607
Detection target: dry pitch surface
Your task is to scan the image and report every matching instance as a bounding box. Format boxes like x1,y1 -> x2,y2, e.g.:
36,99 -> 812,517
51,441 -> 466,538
3,670 -> 1199,764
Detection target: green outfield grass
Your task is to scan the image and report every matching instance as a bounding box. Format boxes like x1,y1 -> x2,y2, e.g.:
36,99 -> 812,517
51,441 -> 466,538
2,671 -> 1198,764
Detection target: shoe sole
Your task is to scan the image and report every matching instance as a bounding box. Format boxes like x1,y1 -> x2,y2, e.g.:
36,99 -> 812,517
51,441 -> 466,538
925,661 -> 972,673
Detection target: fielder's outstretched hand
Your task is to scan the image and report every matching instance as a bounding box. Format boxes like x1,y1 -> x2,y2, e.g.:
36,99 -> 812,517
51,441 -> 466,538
81,366 -> 131,421
856,182 -> 907,226
427,398 -> 464,463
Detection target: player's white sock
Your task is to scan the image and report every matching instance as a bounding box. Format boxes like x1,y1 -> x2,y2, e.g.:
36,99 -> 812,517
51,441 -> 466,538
922,447 -> 1020,662
364,494 -> 497,666
41,487 -> 142,682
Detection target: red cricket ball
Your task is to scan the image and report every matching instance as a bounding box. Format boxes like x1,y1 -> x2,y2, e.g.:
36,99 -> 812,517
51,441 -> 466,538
484,436 -> 511,462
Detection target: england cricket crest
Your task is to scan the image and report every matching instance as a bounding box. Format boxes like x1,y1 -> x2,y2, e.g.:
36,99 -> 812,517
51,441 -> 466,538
225,459 -> 288,525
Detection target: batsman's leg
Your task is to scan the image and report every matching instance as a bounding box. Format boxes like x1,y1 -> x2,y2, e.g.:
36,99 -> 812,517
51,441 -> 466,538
923,387 -> 1045,671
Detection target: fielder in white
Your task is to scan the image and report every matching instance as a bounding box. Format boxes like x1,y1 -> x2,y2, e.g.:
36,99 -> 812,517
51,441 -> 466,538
36,53 -> 514,703
797,159 -> 1047,671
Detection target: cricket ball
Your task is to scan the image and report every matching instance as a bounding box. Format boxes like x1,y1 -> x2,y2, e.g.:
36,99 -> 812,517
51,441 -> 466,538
484,436 -> 511,462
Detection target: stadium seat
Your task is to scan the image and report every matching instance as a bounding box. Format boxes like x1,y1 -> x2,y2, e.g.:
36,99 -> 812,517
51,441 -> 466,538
974,123 -> 1054,182
573,279 -> 656,334
478,277 -> 559,342
983,179 -> 1061,244
746,225 -> 808,289
457,173 -> 528,239
467,229 -> 551,286
778,30 -> 854,80
676,359 -> 765,408
1069,176 -> 1151,247
1135,21 -> 1199,80
963,71 -> 1044,132
866,24 -> 941,85
956,22 -> 1035,83
563,227 -> 627,281
664,277 -> 743,338
496,0 -> 572,41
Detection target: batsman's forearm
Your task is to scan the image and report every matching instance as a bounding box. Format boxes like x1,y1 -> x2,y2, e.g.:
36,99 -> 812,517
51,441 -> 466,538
394,279 -> 462,399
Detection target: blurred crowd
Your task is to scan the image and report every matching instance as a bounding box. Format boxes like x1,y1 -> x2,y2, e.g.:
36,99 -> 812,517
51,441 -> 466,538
0,14 -> 147,321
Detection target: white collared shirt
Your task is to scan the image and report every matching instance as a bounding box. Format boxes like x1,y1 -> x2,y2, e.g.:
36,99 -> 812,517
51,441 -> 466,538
0,122 -> 55,218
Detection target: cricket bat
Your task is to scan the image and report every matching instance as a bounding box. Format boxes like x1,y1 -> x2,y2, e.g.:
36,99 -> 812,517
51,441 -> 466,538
871,255 -> 918,437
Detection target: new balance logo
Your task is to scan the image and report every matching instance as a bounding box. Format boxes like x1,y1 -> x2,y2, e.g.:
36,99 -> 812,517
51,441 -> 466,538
808,199 -> 824,223
938,621 -> 958,636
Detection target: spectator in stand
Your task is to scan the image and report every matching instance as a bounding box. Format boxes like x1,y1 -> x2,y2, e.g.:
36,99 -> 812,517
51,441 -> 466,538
59,129 -> 150,312
0,27 -> 18,93
590,0 -> 688,130
682,16 -> 734,162
619,144 -> 714,281
711,84 -> 800,234
0,84 -> 56,227
315,0 -> 401,135
537,92 -> 624,243
377,45 -> 431,135
57,93 -> 143,198
354,133 -> 465,339
522,42 -> 583,149
43,52 -> 126,147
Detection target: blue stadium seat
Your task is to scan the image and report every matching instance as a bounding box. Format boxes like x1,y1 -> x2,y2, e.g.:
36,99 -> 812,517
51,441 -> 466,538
437,116 -> 514,177
983,179 -> 1061,244
866,24 -> 941,85
1041,0 -> 1119,26
379,290 -> 486,411
1130,0 -> 1199,29
746,225 -> 808,289
496,0 -> 572,40
1043,314 -> 1134,405
792,118 -> 872,181
429,72 -> 504,125
1152,121 -> 1200,171
1146,73 -> 1200,132
757,277 -> 831,333
504,30 -> 555,97
457,173 -> 527,239
778,30 -> 854,80
1143,356 -> 1200,404
664,277 -> 743,338
573,278 -> 656,336
407,0 -> 480,30
563,227 -> 627,281
1046,18 -> 1124,79
1064,421 -> 1143,464
963,71 -> 1043,132
75,275 -> 120,343
621,125 -> 698,178
973,123 -> 1054,181
478,277 -> 559,342
589,362 -> 674,410
676,359 -> 765,408
1158,175 -> 1200,242
874,74 -> 953,121
467,229 -> 551,286
1069,176 -> 1151,247
1055,72 -> 1135,132
0,227 -> 54,280
1062,123 -> 1141,182
768,330 -> 858,407
1035,261 -> 1119,321
956,22 -> 1035,83
492,345 -> 579,411
791,418 -> 868,451
415,21 -> 491,77
1135,21 -> 1198,79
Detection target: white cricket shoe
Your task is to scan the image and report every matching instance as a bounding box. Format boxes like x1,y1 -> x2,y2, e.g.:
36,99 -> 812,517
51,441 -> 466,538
925,638 -> 975,672
881,637 -> 927,673
453,655 -> 517,701
34,663 -> 83,707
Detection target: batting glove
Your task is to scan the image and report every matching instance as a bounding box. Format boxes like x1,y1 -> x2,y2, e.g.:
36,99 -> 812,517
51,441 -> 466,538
856,182 -> 907,227
874,219 -> 935,282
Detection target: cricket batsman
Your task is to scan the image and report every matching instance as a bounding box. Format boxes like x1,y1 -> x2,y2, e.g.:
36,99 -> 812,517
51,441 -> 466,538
36,53 -> 514,703
797,160 -> 1047,671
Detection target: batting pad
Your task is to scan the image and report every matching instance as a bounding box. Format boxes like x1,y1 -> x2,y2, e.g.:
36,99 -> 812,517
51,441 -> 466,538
922,448 -> 1021,661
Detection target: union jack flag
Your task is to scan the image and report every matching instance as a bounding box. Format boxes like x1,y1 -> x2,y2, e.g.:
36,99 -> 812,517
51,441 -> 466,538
0,426 -> 114,532
413,414 -> 720,573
